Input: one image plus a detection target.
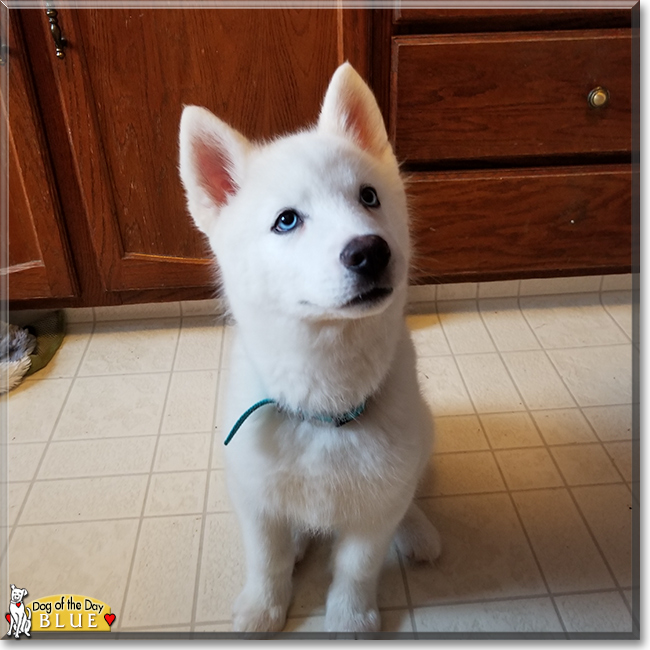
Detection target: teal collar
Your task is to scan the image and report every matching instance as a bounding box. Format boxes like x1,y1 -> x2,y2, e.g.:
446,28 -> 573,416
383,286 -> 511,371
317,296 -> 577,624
224,398 -> 367,446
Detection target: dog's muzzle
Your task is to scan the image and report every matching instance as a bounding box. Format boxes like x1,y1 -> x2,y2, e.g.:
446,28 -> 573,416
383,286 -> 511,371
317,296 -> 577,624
340,235 -> 393,307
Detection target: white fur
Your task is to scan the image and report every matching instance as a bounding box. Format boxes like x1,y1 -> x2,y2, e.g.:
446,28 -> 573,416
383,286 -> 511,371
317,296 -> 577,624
179,62 -> 440,634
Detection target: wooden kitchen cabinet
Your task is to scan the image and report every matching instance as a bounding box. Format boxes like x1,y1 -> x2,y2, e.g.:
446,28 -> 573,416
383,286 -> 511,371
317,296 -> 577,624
36,9 -> 342,294
10,7 -> 363,308
378,5 -> 637,283
391,30 -> 631,163
3,15 -> 76,300
5,5 -> 637,307
407,166 -> 632,281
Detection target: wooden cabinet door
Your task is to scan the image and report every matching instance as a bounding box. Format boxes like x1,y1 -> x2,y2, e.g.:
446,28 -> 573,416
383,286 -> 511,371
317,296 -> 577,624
3,14 -> 76,300
30,8 -> 343,293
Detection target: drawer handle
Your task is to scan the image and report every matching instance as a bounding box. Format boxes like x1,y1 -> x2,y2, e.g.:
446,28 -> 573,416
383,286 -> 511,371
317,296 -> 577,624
588,87 -> 610,109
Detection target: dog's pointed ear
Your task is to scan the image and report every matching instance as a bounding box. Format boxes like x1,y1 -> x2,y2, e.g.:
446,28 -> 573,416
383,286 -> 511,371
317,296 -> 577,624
179,105 -> 251,235
10,584 -> 14,590
22,590 -> 27,598
318,62 -> 389,158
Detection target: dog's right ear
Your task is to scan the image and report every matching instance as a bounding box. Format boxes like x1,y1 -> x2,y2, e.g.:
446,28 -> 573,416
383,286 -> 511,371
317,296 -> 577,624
179,106 -> 251,235
318,62 -> 389,159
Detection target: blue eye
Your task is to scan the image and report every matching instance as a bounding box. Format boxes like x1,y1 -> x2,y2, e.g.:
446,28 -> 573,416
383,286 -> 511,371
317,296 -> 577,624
273,209 -> 302,234
360,185 -> 380,208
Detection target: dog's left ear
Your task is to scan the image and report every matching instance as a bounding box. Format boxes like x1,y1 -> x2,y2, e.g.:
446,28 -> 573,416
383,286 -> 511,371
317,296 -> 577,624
318,62 -> 389,158
179,106 -> 251,235
21,590 -> 27,598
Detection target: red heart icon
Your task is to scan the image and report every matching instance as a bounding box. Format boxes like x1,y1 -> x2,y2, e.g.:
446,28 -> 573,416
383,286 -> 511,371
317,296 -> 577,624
5,614 -> 9,623
16,603 -> 21,608
104,613 -> 116,626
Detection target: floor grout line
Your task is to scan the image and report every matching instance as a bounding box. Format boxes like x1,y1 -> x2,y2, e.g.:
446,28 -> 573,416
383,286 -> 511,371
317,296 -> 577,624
434,299 -> 569,636
407,587 -> 628,611
7,475 -> 636,528
72,367 -> 224,380
6,429 -> 220,445
4,414 -> 634,446
395,547 -> 418,638
432,441 -> 631,455
10,467 -> 216,483
10,511 -> 231,529
4,318 -> 97,555
415,478 -> 628,500
599,289 -> 634,344
5,292 -> 634,635
115,319 -> 182,633
6,466 -> 628,487
512,295 -> 630,597
409,341 -> 631,359
190,320 -> 228,632
474,301 -> 582,633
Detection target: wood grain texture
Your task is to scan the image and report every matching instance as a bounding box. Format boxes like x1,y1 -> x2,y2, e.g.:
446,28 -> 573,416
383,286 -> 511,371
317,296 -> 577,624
338,7 -> 371,80
41,8 -> 340,293
370,8 -> 393,127
407,165 -> 632,283
9,8 -> 637,307
393,7 -> 633,31
4,13 -> 76,300
391,30 -> 632,164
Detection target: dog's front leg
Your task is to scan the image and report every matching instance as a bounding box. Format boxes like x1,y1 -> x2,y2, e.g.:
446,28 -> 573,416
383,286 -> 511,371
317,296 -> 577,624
325,526 -> 395,633
232,510 -> 295,633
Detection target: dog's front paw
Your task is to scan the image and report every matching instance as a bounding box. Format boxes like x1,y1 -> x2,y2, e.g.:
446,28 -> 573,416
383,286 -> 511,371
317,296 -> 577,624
325,601 -> 380,633
232,589 -> 288,634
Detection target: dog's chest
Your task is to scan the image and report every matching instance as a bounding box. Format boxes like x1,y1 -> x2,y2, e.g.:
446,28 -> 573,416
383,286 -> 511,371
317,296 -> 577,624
274,452 -> 394,528
231,419 -> 413,529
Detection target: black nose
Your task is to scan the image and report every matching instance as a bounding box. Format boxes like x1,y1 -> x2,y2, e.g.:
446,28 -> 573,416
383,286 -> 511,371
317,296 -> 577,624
340,235 -> 391,279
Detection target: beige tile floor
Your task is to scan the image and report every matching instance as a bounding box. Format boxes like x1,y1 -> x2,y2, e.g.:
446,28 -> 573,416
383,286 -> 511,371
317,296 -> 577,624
3,277 -> 638,638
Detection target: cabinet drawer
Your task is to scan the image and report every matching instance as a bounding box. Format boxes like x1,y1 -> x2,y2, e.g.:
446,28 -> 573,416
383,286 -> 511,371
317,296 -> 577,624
408,165 -> 632,283
391,30 -> 632,164
393,8 -> 632,30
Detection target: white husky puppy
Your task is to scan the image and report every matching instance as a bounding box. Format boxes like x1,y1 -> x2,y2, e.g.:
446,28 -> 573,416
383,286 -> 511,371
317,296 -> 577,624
179,63 -> 441,634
